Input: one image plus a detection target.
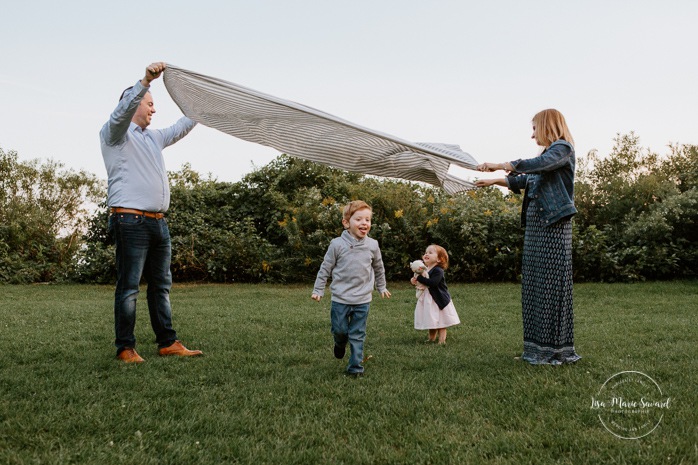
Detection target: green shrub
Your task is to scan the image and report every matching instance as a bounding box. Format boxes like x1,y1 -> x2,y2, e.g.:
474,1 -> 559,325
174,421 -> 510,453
22,136 -> 698,284
0,147 -> 103,283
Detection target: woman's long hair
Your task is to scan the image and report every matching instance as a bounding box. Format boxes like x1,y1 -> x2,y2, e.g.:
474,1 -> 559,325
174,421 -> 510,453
532,109 -> 575,148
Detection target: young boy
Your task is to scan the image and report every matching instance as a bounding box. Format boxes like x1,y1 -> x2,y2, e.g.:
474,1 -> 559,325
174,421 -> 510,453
311,200 -> 391,376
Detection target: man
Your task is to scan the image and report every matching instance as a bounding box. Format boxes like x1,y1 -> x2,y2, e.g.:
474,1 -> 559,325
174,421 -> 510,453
100,62 -> 202,363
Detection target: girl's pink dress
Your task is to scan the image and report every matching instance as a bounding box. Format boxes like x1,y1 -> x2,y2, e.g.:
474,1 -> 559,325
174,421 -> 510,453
414,288 -> 460,330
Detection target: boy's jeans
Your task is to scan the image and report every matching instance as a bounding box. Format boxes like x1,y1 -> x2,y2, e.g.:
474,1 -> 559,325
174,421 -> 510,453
330,301 -> 369,374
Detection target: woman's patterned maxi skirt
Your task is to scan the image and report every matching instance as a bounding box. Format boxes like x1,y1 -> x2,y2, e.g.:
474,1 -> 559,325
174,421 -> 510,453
520,202 -> 581,365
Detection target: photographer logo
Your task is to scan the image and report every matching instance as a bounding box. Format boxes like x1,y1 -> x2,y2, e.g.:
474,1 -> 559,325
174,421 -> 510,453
591,371 -> 670,439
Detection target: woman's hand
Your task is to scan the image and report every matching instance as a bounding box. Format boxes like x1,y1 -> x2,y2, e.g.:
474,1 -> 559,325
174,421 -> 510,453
475,178 -> 501,188
477,162 -> 513,172
477,162 -> 501,172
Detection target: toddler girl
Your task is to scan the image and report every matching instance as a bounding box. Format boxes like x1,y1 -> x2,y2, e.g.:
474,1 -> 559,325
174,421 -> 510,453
410,244 -> 460,344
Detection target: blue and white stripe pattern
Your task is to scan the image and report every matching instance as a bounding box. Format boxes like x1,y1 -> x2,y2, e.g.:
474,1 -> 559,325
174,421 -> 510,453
163,65 -> 477,194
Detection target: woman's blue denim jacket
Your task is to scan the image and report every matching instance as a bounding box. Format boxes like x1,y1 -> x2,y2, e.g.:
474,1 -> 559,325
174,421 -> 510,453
505,140 -> 577,228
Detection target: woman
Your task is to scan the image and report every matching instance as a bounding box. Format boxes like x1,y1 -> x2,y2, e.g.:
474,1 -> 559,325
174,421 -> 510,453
475,109 -> 581,365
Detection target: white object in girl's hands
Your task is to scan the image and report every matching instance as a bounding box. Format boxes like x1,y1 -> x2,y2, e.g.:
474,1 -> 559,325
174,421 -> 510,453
410,260 -> 429,298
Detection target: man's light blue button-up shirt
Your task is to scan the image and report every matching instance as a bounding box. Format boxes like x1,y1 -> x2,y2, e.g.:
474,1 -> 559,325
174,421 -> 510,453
100,80 -> 196,212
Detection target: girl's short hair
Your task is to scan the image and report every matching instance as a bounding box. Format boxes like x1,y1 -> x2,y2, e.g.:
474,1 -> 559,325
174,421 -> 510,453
430,244 -> 449,270
343,200 -> 372,223
532,109 -> 575,148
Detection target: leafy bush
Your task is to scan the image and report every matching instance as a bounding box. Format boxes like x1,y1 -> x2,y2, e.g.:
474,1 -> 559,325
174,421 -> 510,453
0,147 -> 103,283
69,204 -> 114,284
8,135 -> 698,284
575,134 -> 698,281
572,224 -> 616,282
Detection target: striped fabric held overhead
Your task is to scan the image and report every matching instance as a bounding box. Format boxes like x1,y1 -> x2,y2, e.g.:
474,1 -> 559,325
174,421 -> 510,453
163,65 -> 477,194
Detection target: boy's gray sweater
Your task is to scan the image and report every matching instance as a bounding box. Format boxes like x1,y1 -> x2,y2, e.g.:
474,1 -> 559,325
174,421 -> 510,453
313,230 -> 388,305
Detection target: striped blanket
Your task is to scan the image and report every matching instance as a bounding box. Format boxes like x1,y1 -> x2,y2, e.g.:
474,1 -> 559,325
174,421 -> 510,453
163,65 -> 477,193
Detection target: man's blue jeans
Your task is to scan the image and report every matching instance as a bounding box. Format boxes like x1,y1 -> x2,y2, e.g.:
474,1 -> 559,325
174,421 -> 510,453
109,213 -> 177,354
330,301 -> 370,374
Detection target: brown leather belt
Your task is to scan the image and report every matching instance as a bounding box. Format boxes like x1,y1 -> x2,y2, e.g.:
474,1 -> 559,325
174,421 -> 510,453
109,207 -> 165,219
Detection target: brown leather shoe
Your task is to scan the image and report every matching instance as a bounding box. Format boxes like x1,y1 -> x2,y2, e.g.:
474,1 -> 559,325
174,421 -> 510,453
158,340 -> 203,357
117,348 -> 145,363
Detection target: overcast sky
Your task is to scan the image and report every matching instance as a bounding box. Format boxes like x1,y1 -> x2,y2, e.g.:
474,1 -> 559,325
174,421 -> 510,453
1,0 -> 696,185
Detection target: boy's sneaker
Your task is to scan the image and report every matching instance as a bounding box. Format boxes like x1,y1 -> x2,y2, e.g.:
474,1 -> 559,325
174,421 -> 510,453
333,344 -> 346,359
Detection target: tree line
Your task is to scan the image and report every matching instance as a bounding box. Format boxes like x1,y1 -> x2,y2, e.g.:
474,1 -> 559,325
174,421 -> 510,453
1,133 -> 696,285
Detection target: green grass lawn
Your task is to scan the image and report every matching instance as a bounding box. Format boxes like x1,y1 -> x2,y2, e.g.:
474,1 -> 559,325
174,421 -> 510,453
0,281 -> 696,464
